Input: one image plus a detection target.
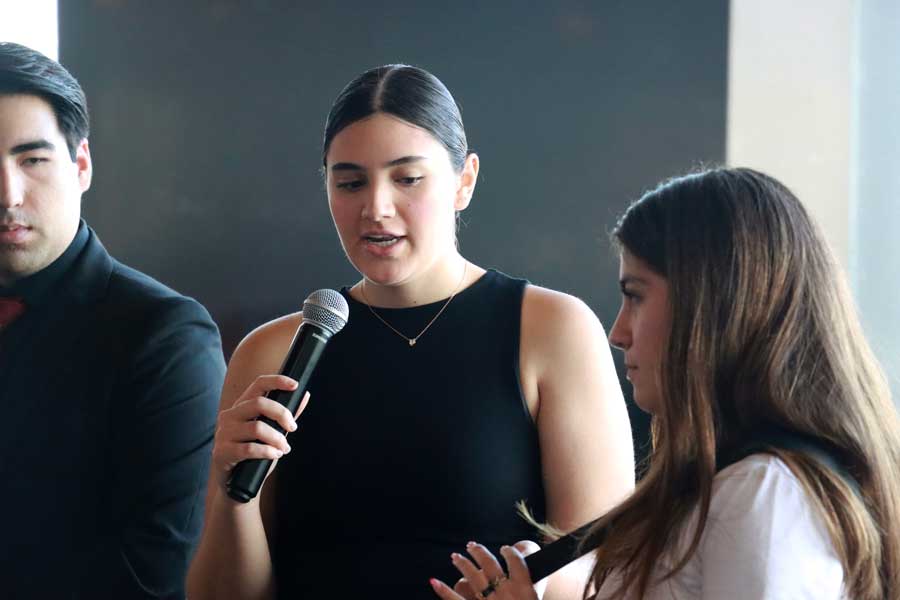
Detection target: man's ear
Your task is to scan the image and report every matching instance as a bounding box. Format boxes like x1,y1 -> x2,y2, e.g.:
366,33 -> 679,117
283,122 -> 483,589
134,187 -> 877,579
454,153 -> 479,211
75,139 -> 92,192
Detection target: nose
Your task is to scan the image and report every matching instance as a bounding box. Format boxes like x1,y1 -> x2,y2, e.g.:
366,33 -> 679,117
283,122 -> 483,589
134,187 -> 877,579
361,179 -> 395,222
0,163 -> 24,209
608,305 -> 630,351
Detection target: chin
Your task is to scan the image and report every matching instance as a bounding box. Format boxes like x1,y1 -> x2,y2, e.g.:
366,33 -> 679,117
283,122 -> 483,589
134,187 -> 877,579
356,262 -> 409,287
632,391 -> 659,415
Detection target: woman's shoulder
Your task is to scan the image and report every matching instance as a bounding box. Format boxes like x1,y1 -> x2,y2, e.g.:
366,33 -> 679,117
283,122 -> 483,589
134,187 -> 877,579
520,284 -> 611,364
712,454 -> 807,508
522,284 -> 605,332
716,452 -> 794,477
518,282 -> 622,418
225,312 -> 303,388
699,455 -> 845,596
709,454 -> 836,548
469,269 -> 605,335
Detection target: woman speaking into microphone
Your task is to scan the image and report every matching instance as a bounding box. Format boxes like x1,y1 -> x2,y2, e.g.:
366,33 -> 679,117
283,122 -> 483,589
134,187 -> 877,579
187,65 -> 635,599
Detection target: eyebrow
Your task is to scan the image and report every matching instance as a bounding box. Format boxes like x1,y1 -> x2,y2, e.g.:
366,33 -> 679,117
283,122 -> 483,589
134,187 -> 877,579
330,155 -> 428,172
10,140 -> 56,155
619,276 -> 650,289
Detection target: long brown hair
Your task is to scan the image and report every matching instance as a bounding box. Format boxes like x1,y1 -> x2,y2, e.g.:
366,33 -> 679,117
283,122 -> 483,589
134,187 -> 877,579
587,167 -> 900,599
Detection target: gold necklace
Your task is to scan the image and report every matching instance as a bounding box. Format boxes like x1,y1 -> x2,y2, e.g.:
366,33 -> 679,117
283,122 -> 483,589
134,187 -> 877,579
359,263 -> 468,347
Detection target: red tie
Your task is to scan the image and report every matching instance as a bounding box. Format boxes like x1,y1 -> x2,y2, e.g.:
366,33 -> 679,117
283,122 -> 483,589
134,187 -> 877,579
0,297 -> 25,331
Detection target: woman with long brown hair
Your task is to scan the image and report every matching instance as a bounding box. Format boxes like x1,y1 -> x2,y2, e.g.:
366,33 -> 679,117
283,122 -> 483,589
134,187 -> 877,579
432,167 -> 900,599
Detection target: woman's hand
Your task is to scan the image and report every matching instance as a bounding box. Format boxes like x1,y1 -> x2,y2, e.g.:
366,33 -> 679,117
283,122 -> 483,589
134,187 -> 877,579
210,374 -> 309,495
430,541 -> 544,600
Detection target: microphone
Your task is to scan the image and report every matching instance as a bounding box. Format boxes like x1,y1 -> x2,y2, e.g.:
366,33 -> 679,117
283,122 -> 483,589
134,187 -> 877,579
524,518 -> 606,582
226,289 -> 349,503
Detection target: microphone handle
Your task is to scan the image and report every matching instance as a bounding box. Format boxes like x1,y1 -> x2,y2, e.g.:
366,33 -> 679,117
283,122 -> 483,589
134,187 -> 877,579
524,518 -> 606,582
226,323 -> 330,503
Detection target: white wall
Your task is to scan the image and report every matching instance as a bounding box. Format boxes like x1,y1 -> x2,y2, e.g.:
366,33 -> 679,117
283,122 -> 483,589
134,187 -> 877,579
727,0 -> 854,267
853,0 -> 900,401
0,0 -> 58,60
728,0 -> 899,403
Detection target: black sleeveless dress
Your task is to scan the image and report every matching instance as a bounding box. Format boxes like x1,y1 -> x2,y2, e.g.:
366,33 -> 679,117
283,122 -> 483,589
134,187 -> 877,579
273,269 -> 546,598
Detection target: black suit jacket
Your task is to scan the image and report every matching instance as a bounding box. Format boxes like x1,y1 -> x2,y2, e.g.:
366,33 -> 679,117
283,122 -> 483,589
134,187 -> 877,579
0,223 -> 226,598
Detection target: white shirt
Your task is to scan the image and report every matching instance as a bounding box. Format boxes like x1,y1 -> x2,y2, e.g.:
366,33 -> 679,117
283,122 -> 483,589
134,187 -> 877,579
597,455 -> 845,599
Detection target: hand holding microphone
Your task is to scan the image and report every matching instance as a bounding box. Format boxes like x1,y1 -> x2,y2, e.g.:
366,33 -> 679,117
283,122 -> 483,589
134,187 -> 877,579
214,289 -> 349,503
431,521 -> 605,599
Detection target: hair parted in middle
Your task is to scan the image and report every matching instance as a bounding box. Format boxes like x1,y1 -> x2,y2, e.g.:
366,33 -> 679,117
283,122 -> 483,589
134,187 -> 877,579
322,64 -> 470,172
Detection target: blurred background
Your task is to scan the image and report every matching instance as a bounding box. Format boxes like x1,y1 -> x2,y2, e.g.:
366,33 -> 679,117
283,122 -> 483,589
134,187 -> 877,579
2,0 -> 897,460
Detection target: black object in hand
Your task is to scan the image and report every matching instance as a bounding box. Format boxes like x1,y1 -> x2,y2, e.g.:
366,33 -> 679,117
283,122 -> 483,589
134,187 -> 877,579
226,289 -> 349,503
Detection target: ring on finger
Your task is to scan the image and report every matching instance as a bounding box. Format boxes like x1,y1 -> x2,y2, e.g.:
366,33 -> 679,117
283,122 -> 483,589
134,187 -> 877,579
480,574 -> 507,598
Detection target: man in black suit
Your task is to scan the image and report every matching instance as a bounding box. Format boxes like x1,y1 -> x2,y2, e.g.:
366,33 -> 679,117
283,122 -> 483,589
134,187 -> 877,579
0,42 -> 226,598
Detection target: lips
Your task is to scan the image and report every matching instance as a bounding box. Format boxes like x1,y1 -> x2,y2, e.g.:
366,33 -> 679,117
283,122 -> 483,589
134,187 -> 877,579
360,230 -> 406,253
362,229 -> 404,239
0,223 -> 32,244
363,234 -> 403,246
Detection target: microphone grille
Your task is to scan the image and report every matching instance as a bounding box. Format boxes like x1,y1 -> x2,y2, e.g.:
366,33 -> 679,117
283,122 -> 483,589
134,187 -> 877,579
302,289 -> 349,336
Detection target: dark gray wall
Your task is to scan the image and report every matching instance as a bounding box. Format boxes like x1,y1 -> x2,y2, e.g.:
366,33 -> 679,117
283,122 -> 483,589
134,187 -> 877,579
60,0 -> 729,454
